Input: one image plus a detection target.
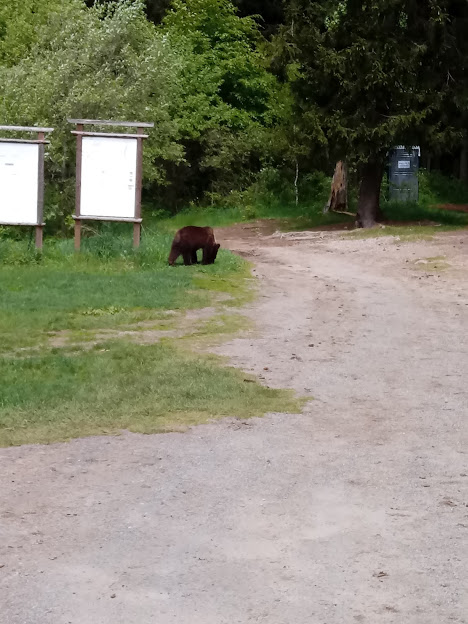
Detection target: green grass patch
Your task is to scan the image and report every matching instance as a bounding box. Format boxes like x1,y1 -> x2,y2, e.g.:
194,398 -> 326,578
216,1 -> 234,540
193,264 -> 256,307
0,341 -> 304,447
175,313 -> 252,351
154,206 -> 245,230
0,226 -> 306,447
152,203 -> 353,232
346,224 -> 464,241
0,229 -> 247,352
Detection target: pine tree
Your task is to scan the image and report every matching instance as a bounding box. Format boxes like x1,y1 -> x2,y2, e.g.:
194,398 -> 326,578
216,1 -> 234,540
284,1 -> 468,226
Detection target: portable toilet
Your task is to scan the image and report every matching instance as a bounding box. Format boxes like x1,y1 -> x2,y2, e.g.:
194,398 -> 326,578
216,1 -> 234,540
388,146 -> 420,201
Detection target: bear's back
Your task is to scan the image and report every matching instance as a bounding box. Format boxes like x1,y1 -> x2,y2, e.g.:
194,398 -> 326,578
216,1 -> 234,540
177,226 -> 214,246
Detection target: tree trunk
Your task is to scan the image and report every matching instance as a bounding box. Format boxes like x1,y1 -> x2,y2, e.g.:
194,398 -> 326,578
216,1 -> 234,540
294,157 -> 299,206
356,159 -> 383,228
324,160 -> 348,213
460,136 -> 468,183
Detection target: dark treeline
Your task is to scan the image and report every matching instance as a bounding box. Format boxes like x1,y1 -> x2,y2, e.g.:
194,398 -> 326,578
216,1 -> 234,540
1,0 -> 467,228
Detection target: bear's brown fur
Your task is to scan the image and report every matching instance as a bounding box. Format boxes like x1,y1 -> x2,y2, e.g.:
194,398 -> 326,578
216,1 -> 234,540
168,226 -> 220,266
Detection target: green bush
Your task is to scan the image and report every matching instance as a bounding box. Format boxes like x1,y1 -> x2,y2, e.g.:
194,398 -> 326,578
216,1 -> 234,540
418,169 -> 468,206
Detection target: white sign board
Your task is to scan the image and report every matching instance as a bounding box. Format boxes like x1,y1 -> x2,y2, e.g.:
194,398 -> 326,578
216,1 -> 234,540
80,136 -> 137,219
0,142 -> 39,225
398,160 -> 411,169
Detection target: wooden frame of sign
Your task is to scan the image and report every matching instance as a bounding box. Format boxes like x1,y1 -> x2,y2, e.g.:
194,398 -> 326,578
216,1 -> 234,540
0,125 -> 53,249
68,119 -> 154,250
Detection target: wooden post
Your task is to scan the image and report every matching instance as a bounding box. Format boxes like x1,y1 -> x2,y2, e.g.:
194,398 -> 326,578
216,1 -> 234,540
74,219 -> 81,250
35,225 -> 44,249
74,123 -> 83,250
133,126 -> 144,248
133,222 -> 141,248
35,130 -> 45,250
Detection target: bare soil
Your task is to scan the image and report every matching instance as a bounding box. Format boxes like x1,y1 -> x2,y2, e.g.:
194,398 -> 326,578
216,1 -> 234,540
1,227 -> 467,624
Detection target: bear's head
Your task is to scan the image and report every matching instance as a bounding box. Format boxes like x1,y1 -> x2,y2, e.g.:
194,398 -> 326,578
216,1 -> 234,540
206,243 -> 220,264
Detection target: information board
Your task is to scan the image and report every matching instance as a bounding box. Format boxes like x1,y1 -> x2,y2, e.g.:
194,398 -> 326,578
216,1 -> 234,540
80,136 -> 138,219
0,142 -> 40,225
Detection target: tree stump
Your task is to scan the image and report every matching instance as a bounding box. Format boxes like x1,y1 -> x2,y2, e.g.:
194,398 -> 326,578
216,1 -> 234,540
325,161 -> 348,213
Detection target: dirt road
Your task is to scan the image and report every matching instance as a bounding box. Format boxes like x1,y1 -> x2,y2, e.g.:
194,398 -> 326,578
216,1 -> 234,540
1,228 -> 467,623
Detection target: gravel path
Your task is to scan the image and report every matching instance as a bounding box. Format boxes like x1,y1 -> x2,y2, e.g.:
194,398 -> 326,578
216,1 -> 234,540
1,229 -> 467,623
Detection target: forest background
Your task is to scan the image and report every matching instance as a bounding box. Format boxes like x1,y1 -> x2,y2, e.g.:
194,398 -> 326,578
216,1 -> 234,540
1,0 -> 468,229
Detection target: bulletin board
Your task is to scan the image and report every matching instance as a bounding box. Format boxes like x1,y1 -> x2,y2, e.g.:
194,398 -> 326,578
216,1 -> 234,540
0,141 -> 40,225
0,125 -> 53,249
80,136 -> 138,220
69,119 -> 153,249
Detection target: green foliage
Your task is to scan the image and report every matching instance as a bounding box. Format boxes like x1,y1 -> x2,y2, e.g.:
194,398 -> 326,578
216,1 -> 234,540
0,0 -> 64,66
0,0 -> 291,221
2,0 -> 468,225
418,169 -> 468,206
153,168 -> 350,230
157,0 -> 291,205
281,1 -> 468,224
0,0 -> 182,224
284,1 -> 439,162
165,0 -> 268,125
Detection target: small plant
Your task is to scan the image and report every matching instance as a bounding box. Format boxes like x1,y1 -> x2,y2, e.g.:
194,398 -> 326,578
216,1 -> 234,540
240,205 -> 258,220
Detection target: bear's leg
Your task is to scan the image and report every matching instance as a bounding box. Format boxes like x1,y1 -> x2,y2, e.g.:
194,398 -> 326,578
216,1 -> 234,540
182,251 -> 192,265
191,250 -> 198,264
168,244 -> 181,266
201,246 -> 210,265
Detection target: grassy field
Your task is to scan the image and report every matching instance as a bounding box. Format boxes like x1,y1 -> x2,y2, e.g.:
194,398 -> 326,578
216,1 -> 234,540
0,230 -> 248,352
0,229 -> 303,447
2,168 -> 466,446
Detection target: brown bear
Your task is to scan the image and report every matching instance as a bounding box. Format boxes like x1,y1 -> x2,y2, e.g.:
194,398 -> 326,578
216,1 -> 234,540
168,226 -> 221,266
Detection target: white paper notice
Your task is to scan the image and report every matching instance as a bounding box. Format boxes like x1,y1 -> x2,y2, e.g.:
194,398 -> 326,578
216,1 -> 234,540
0,142 -> 39,225
80,136 -> 138,219
397,160 -> 411,169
